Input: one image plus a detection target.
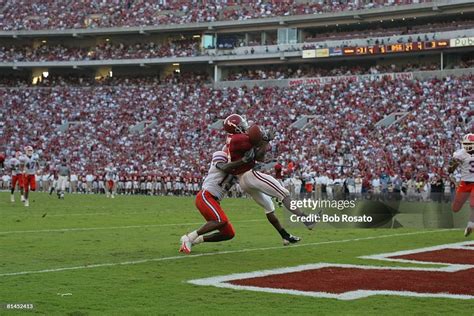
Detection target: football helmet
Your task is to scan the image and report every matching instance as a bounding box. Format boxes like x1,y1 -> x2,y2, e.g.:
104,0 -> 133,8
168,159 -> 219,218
24,146 -> 33,156
462,133 -> 474,152
223,114 -> 248,134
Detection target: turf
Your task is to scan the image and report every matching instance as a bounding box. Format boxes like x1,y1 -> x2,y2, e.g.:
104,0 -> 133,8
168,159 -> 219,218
0,192 -> 473,315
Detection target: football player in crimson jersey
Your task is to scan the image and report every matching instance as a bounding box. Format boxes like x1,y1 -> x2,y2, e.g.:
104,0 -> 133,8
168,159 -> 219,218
449,133 -> 474,237
223,114 -> 316,245
179,149 -> 255,253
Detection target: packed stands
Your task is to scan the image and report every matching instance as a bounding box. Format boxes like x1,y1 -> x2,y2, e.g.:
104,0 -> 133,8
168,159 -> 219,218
224,63 -> 441,80
1,0 -> 433,31
1,73 -> 470,186
0,39 -> 201,62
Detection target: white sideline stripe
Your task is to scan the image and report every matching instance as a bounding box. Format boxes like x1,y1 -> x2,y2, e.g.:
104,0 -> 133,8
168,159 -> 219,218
46,211 -> 160,217
0,219 -> 265,235
188,263 -> 474,301
0,229 -> 455,277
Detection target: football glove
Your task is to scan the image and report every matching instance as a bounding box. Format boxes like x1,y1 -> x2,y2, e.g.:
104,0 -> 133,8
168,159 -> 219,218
242,148 -> 256,163
262,127 -> 275,142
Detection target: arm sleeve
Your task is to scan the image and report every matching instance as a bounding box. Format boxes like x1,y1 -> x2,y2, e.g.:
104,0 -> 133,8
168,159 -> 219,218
212,151 -> 228,164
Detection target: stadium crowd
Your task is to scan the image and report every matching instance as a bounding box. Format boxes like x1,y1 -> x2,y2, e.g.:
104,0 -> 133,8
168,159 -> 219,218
0,72 -> 212,87
224,63 -> 441,80
2,18 -> 472,63
0,169 -> 456,202
0,39 -> 201,62
1,0 -> 433,31
1,72 -> 471,199
304,19 -> 474,44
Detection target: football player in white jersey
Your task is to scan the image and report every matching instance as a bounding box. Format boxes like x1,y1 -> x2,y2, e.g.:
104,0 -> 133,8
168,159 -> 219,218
449,133 -> 474,237
7,151 -> 24,203
179,149 -> 255,253
104,163 -> 118,198
20,146 -> 40,207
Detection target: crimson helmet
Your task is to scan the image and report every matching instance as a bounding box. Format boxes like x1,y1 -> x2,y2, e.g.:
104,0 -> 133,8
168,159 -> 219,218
223,114 -> 248,134
462,133 -> 474,152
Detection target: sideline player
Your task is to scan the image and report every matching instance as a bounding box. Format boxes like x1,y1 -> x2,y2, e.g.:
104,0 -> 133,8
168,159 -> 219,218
449,133 -> 474,237
223,114 -> 317,243
20,146 -> 40,207
179,149 -> 256,253
56,158 -> 71,199
105,163 -> 118,198
7,151 -> 24,202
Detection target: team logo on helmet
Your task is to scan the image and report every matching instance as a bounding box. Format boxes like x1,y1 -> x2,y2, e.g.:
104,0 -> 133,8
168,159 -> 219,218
223,114 -> 248,134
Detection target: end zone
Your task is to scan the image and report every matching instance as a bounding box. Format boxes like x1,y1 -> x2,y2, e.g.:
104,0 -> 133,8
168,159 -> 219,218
188,242 -> 474,300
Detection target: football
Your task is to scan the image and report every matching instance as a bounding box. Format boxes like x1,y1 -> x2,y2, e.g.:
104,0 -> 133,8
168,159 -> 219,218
247,124 -> 264,146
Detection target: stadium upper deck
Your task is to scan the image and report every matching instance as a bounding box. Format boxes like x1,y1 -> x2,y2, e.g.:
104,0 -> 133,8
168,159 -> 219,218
0,0 -> 441,32
0,0 -> 472,85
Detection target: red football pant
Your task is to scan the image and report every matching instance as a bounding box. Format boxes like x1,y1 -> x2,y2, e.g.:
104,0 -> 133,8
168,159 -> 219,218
22,174 -> 36,193
11,175 -> 23,190
107,180 -> 115,190
452,181 -> 474,212
195,190 -> 235,238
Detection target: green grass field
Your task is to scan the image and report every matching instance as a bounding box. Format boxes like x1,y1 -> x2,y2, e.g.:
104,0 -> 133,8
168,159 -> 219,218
0,192 -> 473,315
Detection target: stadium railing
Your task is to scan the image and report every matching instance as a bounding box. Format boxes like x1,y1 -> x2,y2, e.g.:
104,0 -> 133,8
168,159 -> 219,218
1,28 -> 471,69
213,67 -> 474,89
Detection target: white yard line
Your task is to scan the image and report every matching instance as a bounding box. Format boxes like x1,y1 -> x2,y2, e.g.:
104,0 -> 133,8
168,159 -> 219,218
0,229 -> 456,277
0,219 -> 265,235
45,211 -> 163,217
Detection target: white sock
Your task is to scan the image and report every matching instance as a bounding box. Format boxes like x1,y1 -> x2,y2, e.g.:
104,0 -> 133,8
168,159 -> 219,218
193,235 -> 204,245
188,230 -> 199,241
468,221 -> 474,229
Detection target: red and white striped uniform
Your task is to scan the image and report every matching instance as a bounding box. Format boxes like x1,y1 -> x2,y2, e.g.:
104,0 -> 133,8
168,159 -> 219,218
195,151 -> 235,237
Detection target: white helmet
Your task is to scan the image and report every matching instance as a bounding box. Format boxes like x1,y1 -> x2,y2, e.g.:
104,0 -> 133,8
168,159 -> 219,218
24,146 -> 33,156
462,134 -> 474,152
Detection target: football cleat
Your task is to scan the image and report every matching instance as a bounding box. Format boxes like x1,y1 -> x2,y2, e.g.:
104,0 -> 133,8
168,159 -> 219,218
282,234 -> 301,246
465,226 -> 472,237
21,195 -> 25,202
10,195 -> 14,203
24,199 -> 29,207
179,235 -> 192,254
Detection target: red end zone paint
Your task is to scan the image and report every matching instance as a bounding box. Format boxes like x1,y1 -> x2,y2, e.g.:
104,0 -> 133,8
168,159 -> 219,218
189,241 -> 474,300
229,266 -> 474,296
390,248 -> 474,265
